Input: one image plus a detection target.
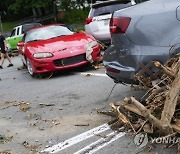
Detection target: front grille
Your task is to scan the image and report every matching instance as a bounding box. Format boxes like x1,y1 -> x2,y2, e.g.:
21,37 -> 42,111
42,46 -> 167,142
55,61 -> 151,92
53,54 -> 86,67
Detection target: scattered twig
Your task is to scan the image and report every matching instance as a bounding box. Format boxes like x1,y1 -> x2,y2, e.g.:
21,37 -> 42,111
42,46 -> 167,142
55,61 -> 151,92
39,103 -> 55,107
106,83 -> 117,102
74,124 -> 89,127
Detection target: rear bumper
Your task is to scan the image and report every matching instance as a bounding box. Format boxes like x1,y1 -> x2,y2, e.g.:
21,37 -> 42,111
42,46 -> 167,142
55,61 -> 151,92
104,61 -> 137,84
103,41 -> 171,84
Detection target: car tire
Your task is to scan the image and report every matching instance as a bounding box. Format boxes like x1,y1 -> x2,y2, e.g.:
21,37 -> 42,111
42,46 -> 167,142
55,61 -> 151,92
22,59 -> 26,67
26,58 -> 36,77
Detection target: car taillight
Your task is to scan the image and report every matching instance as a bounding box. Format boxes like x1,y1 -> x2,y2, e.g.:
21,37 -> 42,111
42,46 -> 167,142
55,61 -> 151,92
85,17 -> 93,25
110,17 -> 131,34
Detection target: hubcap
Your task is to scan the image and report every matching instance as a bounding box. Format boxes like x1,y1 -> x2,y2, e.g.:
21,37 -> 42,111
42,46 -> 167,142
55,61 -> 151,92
27,59 -> 34,75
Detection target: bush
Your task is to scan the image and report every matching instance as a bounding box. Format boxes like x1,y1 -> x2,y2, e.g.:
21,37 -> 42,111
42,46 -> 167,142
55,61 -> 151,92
62,8 -> 90,24
1,22 -> 14,31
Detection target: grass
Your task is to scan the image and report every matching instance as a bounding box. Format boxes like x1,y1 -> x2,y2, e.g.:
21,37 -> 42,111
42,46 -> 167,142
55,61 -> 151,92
74,26 -> 85,31
1,22 -> 15,31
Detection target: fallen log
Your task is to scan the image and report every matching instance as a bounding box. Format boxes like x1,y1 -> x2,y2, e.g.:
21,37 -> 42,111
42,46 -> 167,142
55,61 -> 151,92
161,62 -> 180,133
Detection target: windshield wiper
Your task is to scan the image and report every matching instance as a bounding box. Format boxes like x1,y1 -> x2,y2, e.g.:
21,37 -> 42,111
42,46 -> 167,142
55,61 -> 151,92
46,35 -> 67,40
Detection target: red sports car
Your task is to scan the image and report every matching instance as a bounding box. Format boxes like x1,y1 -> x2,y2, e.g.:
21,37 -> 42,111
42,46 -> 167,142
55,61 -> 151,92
17,24 -> 101,77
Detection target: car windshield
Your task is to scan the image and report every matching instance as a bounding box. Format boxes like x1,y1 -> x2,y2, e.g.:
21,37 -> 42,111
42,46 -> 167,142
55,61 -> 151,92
25,25 -> 74,43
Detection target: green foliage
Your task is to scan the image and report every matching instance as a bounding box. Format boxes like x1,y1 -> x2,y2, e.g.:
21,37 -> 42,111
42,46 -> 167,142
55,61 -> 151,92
1,0 -> 90,24
74,26 -> 85,31
9,0 -> 52,13
57,0 -> 90,24
5,0 -> 53,21
62,8 -> 90,24
2,22 -> 14,31
59,0 -> 89,10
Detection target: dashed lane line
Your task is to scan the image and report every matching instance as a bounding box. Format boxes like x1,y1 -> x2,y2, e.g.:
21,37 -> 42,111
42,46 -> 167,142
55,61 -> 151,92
41,124 -> 110,153
74,131 -> 126,154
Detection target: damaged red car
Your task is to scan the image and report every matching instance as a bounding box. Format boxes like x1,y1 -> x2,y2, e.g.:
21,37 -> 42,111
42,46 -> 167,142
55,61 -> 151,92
17,24 -> 101,77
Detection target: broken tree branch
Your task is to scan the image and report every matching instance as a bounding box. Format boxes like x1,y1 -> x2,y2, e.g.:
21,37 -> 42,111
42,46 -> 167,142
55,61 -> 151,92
161,58 -> 180,133
154,61 -> 175,79
124,97 -> 173,134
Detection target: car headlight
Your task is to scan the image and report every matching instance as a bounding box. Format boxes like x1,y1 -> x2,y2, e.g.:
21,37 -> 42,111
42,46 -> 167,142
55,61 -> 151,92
33,52 -> 53,59
85,41 -> 98,63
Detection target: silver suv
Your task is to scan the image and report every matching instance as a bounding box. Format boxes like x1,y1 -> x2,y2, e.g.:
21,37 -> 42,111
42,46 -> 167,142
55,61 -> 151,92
103,0 -> 180,84
85,0 -> 135,45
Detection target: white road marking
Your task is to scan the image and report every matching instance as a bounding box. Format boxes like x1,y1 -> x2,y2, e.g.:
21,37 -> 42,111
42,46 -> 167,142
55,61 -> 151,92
74,131 -> 126,154
81,72 -> 108,77
41,124 -> 110,153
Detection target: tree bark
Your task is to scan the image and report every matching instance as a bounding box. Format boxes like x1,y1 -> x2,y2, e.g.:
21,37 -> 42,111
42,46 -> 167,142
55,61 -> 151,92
161,58 -> 180,132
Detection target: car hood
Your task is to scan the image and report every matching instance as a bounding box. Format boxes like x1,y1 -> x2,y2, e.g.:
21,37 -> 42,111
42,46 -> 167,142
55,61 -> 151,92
26,32 -> 94,54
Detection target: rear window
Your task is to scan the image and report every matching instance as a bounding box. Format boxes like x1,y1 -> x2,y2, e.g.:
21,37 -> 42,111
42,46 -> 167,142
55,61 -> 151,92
22,23 -> 41,33
89,2 -> 132,17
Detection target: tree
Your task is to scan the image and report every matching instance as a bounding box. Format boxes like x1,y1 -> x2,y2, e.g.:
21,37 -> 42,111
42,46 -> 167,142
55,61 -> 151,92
58,0 -> 92,10
57,0 -> 90,24
8,0 -> 53,20
0,0 -> 15,20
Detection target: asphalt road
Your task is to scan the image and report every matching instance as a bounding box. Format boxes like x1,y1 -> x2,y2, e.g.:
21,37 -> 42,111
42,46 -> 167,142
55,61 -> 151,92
0,56 -> 177,154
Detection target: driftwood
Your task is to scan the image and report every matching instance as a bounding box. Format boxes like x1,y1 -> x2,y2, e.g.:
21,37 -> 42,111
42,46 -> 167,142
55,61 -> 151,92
154,61 -> 175,79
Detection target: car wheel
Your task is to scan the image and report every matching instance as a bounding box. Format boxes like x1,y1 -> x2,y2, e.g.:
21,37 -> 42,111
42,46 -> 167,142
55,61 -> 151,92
26,59 -> 36,77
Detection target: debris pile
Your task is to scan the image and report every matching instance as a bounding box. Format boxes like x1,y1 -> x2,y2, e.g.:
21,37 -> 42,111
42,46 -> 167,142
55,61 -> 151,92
98,54 -> 180,148
1,101 -> 31,112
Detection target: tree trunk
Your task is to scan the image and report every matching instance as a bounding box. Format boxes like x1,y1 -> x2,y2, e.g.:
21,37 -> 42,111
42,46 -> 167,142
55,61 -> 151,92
161,60 -> 180,132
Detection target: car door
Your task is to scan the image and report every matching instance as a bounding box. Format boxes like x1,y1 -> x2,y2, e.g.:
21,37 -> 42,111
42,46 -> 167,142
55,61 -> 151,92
6,26 -> 24,50
15,26 -> 24,48
6,28 -> 17,50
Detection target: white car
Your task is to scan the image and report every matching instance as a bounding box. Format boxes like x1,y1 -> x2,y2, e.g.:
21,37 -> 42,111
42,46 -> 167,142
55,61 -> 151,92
85,0 -> 136,45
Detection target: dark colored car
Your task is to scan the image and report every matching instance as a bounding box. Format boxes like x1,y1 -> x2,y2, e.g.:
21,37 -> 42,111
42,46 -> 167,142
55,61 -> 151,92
103,0 -> 180,84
